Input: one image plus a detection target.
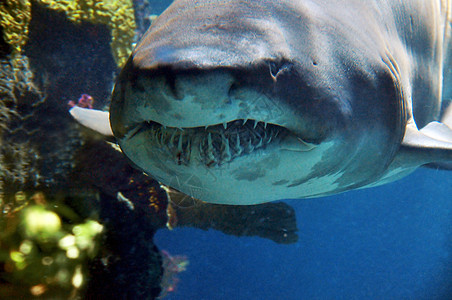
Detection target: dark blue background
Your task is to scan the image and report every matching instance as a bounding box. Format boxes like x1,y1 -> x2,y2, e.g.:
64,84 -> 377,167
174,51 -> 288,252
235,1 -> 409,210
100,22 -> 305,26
147,2 -> 452,298
155,169 -> 452,299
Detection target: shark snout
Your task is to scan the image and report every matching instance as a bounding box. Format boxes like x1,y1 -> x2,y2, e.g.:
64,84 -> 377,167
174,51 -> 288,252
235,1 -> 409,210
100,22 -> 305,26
111,54 -> 326,145
135,67 -> 244,129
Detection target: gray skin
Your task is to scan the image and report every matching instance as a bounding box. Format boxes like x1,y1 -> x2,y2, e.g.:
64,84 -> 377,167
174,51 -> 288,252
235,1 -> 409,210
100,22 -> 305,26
110,0 -> 452,205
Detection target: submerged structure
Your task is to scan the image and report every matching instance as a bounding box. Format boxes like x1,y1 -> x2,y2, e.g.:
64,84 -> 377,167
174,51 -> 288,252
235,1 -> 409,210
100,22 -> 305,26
0,1 -> 298,298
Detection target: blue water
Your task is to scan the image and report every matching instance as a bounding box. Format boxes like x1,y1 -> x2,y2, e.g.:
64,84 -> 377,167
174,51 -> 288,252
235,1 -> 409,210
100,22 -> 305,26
155,168 -> 452,299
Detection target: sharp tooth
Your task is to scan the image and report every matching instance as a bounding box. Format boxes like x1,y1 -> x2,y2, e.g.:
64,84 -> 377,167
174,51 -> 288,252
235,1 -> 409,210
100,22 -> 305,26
205,125 -> 209,130
254,120 -> 258,129
154,130 -> 160,145
178,132 -> 183,151
236,134 -> 242,155
199,137 -> 203,156
280,136 -> 316,152
256,138 -> 263,148
266,136 -> 272,144
221,134 -> 231,161
126,123 -> 144,140
247,139 -> 254,152
264,122 -> 267,129
170,130 -> 177,145
297,138 -> 316,151
243,119 -> 248,125
207,133 -> 215,161
223,122 -> 227,129
160,131 -> 165,145
186,138 -> 191,157
207,133 -> 213,153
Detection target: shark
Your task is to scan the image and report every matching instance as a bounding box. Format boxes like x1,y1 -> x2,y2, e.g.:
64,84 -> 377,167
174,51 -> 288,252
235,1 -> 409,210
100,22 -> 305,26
72,0 -> 452,204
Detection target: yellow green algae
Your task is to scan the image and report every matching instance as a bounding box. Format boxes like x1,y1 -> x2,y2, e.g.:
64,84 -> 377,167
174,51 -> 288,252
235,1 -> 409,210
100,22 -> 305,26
0,192 -> 103,298
0,0 -> 136,67
0,55 -> 42,205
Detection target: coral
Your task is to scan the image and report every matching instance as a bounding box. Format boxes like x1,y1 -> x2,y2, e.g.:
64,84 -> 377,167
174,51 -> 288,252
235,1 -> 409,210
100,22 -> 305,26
1,4 -> 162,299
0,55 -> 39,135
0,0 -> 32,54
1,141 -> 40,193
0,0 -> 136,67
72,140 -> 170,228
68,93 -> 94,109
0,192 -> 104,298
158,250 -> 189,299
0,55 -> 43,208
0,1 -> 117,208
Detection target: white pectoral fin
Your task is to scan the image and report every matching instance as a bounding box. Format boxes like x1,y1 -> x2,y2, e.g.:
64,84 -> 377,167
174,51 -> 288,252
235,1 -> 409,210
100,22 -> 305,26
400,120 -> 452,169
402,121 -> 452,151
419,121 -> 452,142
69,106 -> 113,136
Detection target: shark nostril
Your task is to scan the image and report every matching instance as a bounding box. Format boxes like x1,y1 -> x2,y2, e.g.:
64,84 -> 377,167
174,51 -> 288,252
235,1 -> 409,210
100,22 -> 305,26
268,59 -> 293,80
269,62 -> 280,78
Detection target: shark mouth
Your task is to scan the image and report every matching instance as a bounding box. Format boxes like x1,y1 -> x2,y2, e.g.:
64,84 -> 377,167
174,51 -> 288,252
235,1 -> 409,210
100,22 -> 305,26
129,119 -> 290,167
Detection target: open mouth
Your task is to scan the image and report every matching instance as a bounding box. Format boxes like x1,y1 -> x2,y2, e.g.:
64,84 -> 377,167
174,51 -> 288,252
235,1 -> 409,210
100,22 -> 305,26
127,119 -> 291,167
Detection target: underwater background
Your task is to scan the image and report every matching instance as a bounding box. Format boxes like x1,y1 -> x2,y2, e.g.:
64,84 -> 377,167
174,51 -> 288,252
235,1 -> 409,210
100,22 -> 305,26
1,0 -> 452,299
156,168 -> 452,299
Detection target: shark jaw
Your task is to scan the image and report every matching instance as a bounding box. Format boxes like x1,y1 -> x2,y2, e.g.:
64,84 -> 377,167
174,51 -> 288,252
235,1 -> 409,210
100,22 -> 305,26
67,104 -> 333,204
124,118 -> 316,168
117,116 -> 343,205
111,64 -> 351,204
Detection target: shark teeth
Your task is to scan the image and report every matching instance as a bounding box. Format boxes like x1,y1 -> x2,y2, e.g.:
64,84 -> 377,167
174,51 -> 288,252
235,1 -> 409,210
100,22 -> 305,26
198,119 -> 281,166
146,119 -> 287,167
235,134 -> 243,156
177,132 -> 184,151
221,134 -> 231,161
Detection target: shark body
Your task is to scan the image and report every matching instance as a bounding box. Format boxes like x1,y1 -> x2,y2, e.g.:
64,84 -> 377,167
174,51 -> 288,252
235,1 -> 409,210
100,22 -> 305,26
106,0 -> 452,204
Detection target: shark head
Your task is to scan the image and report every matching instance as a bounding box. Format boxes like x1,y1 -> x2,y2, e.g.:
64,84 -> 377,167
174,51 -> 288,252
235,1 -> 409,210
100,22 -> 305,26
110,0 -> 405,204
